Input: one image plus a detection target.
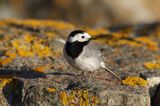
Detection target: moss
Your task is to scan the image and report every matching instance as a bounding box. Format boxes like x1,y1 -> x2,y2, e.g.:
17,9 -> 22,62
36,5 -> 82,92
144,61 -> 160,70
122,76 -> 147,87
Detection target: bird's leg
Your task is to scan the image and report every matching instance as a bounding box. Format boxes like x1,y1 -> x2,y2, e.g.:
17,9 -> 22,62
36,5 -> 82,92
74,71 -> 92,89
87,71 -> 92,81
79,71 -> 85,81
79,71 -> 91,81
72,71 -> 85,88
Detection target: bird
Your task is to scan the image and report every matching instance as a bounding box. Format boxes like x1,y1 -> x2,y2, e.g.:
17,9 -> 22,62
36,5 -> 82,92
63,30 -> 121,81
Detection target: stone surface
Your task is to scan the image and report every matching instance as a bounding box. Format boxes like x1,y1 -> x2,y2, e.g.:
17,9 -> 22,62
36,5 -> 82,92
0,19 -> 159,105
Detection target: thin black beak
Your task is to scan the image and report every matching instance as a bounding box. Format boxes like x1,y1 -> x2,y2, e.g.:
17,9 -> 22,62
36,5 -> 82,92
90,37 -> 97,41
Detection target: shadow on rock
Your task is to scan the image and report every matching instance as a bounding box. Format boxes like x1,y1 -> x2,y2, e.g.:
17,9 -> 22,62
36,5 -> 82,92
48,72 -> 79,76
0,69 -> 46,79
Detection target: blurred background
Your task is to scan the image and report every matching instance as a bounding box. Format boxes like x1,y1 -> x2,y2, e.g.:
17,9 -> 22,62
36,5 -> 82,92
0,0 -> 160,27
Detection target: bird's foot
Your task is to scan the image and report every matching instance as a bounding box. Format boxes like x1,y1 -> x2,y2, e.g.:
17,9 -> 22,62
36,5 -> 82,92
72,71 -> 92,89
78,71 -> 92,82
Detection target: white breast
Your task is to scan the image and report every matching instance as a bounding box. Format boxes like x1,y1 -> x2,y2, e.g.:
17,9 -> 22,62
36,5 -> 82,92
75,55 -> 101,71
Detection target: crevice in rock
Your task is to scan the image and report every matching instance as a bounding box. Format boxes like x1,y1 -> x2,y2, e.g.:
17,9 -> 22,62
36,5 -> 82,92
2,78 -> 24,105
151,84 -> 160,106
146,77 -> 160,106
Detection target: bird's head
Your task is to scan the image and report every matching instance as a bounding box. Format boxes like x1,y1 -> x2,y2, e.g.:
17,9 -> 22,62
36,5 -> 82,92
67,30 -> 92,43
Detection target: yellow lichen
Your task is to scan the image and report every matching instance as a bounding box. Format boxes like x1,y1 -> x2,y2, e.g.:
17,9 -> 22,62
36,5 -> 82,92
135,37 -> 159,51
86,28 -> 109,36
0,58 -> 13,65
18,49 -> 34,57
144,61 -> 160,70
59,90 -> 99,106
47,87 -> 57,93
0,78 -> 12,89
45,31 -> 57,39
32,43 -> 52,57
0,21 -> 8,26
32,64 -> 51,73
106,36 -> 159,51
91,96 -> 99,106
122,76 -> 147,87
11,35 -> 52,58
23,35 -> 36,43
8,19 -> 75,30
0,51 -> 17,66
113,39 -> 140,47
112,32 -> 129,38
5,51 -> 17,59
60,91 -> 68,106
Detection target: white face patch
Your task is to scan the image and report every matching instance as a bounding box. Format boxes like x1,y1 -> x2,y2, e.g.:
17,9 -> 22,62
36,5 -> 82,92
68,33 -> 91,43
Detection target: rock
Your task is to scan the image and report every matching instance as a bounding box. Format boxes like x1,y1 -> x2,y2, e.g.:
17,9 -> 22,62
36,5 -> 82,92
0,19 -> 159,105
99,91 -> 150,106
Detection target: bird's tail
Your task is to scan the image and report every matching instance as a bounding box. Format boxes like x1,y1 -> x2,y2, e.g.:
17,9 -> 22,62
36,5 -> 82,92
103,67 -> 122,81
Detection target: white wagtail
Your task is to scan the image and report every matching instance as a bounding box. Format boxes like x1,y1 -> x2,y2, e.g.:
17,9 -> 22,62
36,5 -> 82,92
63,30 -> 121,81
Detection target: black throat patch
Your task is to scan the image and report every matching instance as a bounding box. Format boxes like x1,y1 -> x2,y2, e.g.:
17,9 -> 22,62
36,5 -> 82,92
65,41 -> 89,59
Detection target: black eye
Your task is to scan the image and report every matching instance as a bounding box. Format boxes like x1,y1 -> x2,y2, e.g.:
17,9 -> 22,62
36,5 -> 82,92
81,36 -> 85,39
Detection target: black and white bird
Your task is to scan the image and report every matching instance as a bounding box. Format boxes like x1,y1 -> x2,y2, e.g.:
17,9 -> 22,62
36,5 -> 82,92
63,30 -> 121,81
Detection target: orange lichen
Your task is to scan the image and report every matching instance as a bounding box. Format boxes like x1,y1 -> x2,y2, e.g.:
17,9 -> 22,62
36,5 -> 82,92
47,87 -> 57,93
86,28 -> 109,36
32,43 -> 52,57
59,90 -> 99,106
113,40 -> 140,47
106,36 -> 159,51
45,31 -> 57,39
11,35 -> 52,58
122,76 -> 147,87
0,58 -> 13,65
60,91 -> 68,106
78,90 -> 89,106
91,96 -> 99,106
23,35 -> 36,43
5,51 -> 17,59
0,51 -> 17,66
18,49 -> 34,57
0,21 -> 8,26
112,32 -> 129,38
135,37 -> 159,51
32,64 -> 51,73
144,61 -> 160,70
8,19 -> 75,30
11,38 -> 31,50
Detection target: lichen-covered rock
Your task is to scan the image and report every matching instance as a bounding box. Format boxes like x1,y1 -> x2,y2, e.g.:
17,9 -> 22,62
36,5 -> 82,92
0,19 -> 160,105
